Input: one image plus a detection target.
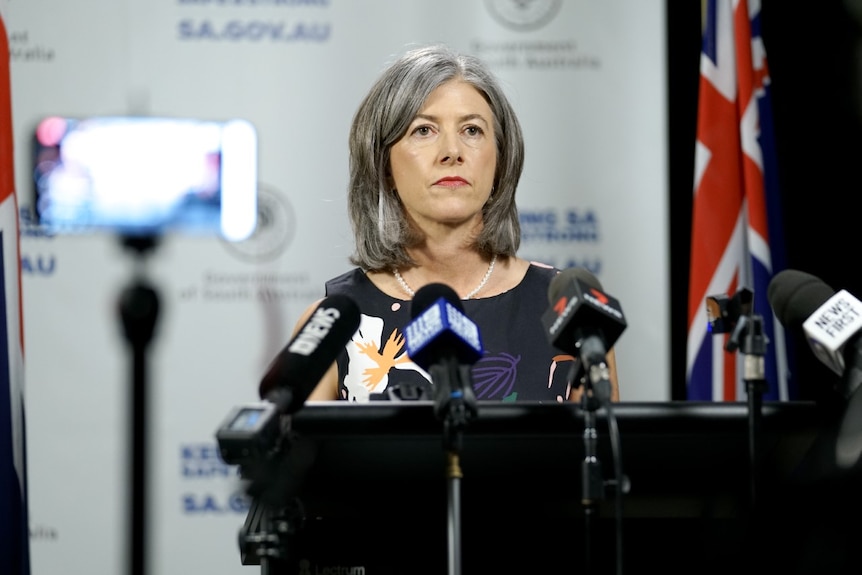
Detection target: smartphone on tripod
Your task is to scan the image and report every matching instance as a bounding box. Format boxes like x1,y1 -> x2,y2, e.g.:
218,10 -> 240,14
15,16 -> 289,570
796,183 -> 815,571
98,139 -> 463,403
31,115 -> 258,241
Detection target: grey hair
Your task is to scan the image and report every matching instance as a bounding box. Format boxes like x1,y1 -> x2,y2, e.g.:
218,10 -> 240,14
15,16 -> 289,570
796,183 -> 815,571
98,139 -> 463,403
347,43 -> 525,272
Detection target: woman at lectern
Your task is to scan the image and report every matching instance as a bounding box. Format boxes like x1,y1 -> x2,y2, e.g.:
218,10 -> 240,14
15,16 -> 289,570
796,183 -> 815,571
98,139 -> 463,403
286,43 -> 620,404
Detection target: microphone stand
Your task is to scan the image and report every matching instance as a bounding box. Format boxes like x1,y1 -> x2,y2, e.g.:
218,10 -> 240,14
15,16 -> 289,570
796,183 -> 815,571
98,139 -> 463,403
118,235 -> 160,575
244,497 -> 304,575
725,313 -> 769,571
578,361 -> 613,575
233,416 -> 313,575
727,313 -> 768,512
581,391 -> 603,575
431,359 -> 477,575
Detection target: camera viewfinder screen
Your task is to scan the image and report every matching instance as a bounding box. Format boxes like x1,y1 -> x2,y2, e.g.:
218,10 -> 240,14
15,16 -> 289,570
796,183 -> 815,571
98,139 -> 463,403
32,116 -> 257,240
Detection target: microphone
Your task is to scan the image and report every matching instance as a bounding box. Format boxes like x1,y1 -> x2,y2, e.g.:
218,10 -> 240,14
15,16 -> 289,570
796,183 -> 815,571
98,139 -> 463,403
404,283 -> 482,423
216,293 -> 360,485
258,293 -> 361,414
767,269 -> 862,380
541,268 -> 626,402
767,269 -> 862,468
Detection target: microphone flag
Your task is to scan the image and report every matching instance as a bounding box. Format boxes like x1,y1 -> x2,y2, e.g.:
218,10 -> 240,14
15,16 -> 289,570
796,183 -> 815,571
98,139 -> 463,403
258,294 -> 361,412
404,284 -> 482,424
404,291 -> 483,370
542,269 -> 626,360
802,290 -> 862,378
686,0 -> 792,401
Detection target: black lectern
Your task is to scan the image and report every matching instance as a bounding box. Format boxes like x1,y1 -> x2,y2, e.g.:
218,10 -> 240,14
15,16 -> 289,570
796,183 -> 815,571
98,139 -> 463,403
235,400 -> 844,575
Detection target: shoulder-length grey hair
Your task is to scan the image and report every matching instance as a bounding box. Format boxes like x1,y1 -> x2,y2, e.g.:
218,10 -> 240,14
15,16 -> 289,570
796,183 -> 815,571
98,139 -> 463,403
347,43 -> 525,272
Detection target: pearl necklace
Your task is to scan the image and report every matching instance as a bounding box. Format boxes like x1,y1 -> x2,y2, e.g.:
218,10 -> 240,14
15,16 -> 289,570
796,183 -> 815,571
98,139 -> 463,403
393,254 -> 497,300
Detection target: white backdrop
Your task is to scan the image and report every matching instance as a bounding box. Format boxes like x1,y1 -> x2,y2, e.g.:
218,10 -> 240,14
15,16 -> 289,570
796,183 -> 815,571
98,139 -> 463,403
8,1 -> 668,574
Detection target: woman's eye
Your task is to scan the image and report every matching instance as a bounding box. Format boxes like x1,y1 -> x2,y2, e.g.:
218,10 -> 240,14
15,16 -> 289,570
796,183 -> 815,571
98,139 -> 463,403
464,126 -> 483,136
414,126 -> 432,136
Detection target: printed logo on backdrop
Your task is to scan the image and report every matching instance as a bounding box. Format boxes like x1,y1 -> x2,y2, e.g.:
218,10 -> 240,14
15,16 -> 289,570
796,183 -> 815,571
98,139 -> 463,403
181,442 -> 250,514
221,184 -> 295,263
176,0 -> 332,44
19,208 -> 57,277
7,29 -> 55,62
179,183 -> 320,304
18,181 -> 297,278
183,269 -> 320,303
474,1 -> 600,71
30,524 -> 59,543
484,0 -> 562,31
519,206 -> 602,275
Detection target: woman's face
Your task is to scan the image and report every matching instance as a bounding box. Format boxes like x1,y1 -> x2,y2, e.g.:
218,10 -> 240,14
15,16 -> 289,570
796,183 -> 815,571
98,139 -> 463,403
388,79 -> 497,232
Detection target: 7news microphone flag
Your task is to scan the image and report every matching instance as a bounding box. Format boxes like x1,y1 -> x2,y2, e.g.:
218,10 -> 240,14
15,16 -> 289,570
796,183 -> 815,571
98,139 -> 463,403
686,0 -> 791,401
0,3 -> 31,575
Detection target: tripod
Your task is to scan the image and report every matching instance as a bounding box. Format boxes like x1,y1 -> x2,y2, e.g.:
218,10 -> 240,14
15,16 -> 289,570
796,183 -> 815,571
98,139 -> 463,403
118,235 -> 160,575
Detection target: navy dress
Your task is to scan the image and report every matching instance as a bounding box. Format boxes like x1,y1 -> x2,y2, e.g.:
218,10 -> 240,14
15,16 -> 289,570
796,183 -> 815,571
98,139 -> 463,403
324,263 -> 578,403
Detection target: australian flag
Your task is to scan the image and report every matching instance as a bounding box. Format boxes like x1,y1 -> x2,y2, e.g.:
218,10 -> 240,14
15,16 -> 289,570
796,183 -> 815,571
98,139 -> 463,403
686,0 -> 791,401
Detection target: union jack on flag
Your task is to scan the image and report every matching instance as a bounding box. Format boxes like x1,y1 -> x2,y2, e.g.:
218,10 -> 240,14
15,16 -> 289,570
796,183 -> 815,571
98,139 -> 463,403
686,0 -> 791,401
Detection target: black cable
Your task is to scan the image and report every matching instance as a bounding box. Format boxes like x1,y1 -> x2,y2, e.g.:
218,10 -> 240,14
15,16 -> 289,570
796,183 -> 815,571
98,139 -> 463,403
604,402 -> 625,575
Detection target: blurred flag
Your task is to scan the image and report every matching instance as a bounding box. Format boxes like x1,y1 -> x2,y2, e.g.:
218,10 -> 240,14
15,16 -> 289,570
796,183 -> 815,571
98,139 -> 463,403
0,2 -> 31,574
686,0 -> 791,401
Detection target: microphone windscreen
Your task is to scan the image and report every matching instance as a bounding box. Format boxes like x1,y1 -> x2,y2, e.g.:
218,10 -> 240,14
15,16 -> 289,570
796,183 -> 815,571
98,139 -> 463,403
543,267 -> 626,356
548,267 -> 604,304
258,293 -> 361,405
767,269 -> 835,330
411,282 -> 463,317
405,282 -> 482,368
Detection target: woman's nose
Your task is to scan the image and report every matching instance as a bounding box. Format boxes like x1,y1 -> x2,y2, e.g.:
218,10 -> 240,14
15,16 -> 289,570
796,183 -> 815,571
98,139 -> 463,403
439,133 -> 463,164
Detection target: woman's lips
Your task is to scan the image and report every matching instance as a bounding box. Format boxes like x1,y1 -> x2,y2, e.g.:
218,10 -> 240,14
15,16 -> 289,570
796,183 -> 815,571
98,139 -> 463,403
434,177 -> 468,188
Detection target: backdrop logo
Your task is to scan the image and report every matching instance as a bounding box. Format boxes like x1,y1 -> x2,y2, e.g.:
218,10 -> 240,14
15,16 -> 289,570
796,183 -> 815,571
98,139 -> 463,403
484,0 -> 562,31
221,184 -> 294,262
21,254 -> 56,276
19,208 -> 54,239
182,491 -> 250,514
30,525 -> 59,542
519,208 -> 599,243
8,29 -> 56,62
519,207 -> 602,274
181,443 -> 235,478
180,442 -> 249,514
20,208 -> 58,276
178,20 -> 330,43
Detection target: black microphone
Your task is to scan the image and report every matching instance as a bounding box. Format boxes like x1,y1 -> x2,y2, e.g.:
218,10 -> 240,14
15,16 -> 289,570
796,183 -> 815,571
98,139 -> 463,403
404,283 -> 482,423
767,269 -> 862,382
541,268 -> 626,402
215,294 -> 360,478
258,293 -> 361,413
767,269 -> 862,468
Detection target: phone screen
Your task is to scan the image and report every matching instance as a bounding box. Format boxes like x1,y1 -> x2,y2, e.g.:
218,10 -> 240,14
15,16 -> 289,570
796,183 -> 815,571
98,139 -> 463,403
32,116 -> 258,241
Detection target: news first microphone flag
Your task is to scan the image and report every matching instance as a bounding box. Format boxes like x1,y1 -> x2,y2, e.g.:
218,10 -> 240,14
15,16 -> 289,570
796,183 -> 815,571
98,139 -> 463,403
0,2 -> 31,574
687,0 -> 791,401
